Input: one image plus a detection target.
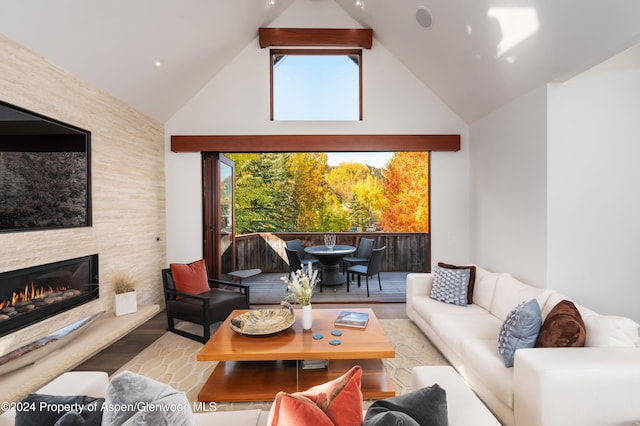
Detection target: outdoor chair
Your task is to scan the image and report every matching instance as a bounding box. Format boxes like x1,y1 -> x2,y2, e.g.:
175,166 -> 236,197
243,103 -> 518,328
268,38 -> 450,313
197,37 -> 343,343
346,246 -> 386,297
161,267 -> 250,343
342,237 -> 375,278
286,239 -> 319,266
285,246 -> 322,292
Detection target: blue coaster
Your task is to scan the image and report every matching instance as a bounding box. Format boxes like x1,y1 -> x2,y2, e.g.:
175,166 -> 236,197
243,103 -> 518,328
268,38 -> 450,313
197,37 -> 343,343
331,330 -> 342,336
312,333 -> 324,340
329,339 -> 341,346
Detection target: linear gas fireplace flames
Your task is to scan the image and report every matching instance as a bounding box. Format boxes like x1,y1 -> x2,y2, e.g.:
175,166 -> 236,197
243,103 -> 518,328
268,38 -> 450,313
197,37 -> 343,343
0,255 -> 99,337
0,283 -> 80,310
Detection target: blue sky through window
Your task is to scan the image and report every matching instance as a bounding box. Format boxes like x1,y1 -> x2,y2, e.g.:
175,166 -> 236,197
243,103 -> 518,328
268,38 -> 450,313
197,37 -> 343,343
273,54 -> 359,120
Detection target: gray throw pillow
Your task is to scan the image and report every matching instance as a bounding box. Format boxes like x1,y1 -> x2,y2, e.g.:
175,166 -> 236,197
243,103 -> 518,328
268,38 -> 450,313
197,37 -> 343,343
102,370 -> 195,426
364,384 -> 447,426
497,299 -> 542,367
430,266 -> 470,306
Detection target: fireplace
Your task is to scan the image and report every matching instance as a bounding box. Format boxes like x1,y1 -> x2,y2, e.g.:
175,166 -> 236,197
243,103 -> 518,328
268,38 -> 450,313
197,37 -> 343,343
0,255 -> 99,337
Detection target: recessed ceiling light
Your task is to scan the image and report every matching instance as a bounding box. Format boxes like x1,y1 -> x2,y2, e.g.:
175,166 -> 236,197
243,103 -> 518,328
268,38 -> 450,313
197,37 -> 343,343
415,6 -> 433,29
154,61 -> 162,68
355,1 -> 363,7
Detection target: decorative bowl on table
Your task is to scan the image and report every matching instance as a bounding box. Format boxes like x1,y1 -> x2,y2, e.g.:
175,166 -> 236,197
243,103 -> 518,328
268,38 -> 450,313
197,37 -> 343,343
229,302 -> 295,336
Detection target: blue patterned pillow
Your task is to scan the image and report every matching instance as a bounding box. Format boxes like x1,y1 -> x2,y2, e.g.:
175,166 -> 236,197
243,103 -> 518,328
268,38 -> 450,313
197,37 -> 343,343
430,266 -> 470,306
497,299 -> 542,367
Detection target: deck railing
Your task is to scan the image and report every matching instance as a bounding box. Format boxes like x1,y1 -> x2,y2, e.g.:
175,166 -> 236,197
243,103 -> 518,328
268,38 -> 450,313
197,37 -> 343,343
235,232 -> 429,273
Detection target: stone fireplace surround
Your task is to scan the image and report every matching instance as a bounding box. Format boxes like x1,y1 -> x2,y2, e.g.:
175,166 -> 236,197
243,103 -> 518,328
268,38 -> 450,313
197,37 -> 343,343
0,257 -> 160,405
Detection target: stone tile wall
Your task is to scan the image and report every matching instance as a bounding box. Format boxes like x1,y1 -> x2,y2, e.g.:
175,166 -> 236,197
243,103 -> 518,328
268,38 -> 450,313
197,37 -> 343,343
0,34 -> 166,366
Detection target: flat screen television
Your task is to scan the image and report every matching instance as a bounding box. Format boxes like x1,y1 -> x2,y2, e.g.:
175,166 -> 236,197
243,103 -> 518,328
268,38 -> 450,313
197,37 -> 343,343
0,100 -> 91,232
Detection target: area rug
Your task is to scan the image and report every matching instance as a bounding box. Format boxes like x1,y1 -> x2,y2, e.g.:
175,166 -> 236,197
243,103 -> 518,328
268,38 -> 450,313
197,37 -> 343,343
114,319 -> 449,412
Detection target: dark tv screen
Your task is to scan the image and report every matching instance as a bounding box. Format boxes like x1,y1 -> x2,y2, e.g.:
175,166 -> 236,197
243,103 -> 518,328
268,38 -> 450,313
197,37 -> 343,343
0,100 -> 91,232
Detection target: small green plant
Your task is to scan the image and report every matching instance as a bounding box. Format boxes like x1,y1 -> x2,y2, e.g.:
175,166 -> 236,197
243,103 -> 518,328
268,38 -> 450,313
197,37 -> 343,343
113,271 -> 138,294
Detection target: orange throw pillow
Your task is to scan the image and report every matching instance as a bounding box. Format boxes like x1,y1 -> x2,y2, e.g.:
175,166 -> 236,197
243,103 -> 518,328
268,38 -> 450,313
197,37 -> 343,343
170,259 -> 210,297
268,365 -> 363,426
269,394 -> 334,426
536,300 -> 586,348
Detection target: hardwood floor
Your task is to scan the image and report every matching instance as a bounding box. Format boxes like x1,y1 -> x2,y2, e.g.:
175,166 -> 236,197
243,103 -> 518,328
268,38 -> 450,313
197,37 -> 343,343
73,303 -> 407,376
73,312 -> 167,375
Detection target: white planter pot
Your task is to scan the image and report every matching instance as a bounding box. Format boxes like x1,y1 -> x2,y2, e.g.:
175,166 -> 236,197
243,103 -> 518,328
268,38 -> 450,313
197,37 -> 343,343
115,291 -> 137,316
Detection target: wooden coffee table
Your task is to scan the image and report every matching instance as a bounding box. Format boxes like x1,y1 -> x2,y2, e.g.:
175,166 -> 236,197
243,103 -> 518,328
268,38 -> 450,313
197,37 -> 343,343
196,308 -> 395,402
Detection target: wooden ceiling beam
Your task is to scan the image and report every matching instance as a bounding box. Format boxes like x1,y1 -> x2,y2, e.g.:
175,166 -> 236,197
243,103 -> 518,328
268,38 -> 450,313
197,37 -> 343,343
170,134 -> 460,153
259,28 -> 373,49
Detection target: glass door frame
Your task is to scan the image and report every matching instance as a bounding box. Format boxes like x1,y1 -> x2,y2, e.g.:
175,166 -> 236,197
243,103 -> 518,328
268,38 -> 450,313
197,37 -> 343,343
202,153 -> 235,279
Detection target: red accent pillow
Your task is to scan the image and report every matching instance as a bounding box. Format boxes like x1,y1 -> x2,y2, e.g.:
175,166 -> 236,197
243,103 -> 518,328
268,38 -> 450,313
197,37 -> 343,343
170,259 -> 210,297
437,262 -> 476,304
268,365 -> 363,426
536,300 -> 586,348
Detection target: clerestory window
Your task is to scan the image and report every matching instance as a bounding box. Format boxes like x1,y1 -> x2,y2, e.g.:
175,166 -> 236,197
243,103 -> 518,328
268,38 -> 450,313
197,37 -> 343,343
270,49 -> 362,121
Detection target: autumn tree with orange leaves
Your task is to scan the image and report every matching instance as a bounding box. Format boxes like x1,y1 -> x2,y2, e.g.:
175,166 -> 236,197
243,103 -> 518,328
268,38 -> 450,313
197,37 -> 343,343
379,152 -> 429,232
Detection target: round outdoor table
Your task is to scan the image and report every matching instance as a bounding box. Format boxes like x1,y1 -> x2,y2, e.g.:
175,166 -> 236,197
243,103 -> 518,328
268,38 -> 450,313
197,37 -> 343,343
304,245 -> 356,286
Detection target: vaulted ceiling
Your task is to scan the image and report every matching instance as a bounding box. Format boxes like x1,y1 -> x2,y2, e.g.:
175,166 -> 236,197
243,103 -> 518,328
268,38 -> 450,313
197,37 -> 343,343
1,0 -> 639,123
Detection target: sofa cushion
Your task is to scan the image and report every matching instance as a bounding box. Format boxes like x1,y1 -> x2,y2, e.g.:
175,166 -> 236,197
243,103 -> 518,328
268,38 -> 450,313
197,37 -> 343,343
471,267 -> 501,311
540,292 -> 571,320
497,299 -> 542,368
490,275 -> 553,321
430,266 -> 470,306
192,410 -> 265,426
459,339 -> 515,409
583,314 -> 639,347
536,300 -> 586,348
429,312 -> 503,356
363,384 -> 447,426
412,295 -> 487,323
170,259 -> 210,297
268,365 -> 363,426
437,262 -> 476,304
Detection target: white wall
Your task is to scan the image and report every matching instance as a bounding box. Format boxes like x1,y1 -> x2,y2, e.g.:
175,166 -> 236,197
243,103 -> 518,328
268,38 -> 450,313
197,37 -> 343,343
469,86 -> 548,287
165,0 -> 470,268
547,44 -> 640,322
469,42 -> 640,324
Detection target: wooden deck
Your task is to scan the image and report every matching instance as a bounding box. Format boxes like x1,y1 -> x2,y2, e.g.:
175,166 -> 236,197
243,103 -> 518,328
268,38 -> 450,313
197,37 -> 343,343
230,271 -> 411,304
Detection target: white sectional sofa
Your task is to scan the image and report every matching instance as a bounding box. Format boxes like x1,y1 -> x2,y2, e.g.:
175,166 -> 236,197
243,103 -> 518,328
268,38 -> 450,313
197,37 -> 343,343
406,266 -> 640,426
